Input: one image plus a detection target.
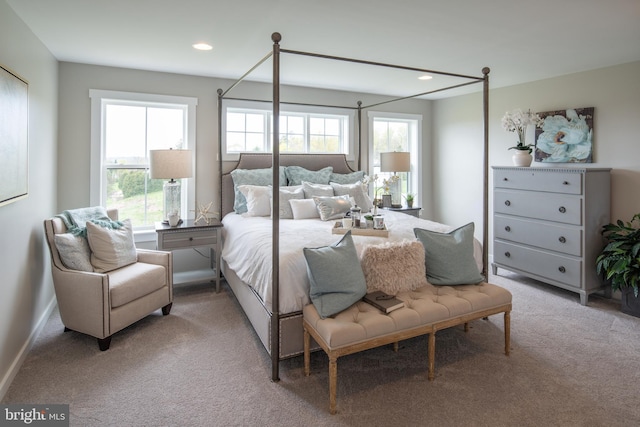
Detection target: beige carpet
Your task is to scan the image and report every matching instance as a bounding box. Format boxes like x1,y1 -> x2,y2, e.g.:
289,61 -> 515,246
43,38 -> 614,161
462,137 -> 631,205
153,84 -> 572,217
3,272 -> 640,426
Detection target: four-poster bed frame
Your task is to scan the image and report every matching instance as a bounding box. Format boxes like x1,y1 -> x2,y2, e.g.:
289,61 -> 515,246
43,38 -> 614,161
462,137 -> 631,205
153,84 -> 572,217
217,32 -> 490,381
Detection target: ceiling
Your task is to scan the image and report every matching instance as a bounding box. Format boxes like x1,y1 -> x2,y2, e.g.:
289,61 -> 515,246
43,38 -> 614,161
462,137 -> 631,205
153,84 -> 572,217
7,0 -> 640,99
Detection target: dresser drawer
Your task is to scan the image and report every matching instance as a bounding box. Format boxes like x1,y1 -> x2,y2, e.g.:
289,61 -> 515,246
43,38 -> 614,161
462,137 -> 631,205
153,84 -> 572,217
494,241 -> 582,288
159,230 -> 218,250
494,215 -> 582,256
494,168 -> 583,195
494,189 -> 582,225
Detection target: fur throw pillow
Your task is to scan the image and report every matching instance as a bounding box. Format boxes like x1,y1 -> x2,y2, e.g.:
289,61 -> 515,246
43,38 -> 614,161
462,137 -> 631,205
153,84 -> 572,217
360,240 -> 428,294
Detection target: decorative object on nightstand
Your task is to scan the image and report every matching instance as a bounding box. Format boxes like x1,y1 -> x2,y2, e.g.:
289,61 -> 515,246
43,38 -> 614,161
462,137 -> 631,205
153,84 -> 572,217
149,148 -> 193,224
501,109 -> 543,167
380,151 -> 410,208
404,193 -> 415,208
192,201 -> 218,225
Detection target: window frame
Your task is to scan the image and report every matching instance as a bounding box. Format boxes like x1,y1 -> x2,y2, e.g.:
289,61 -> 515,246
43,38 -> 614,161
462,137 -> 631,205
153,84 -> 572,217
221,99 -> 356,162
89,90 -> 197,241
367,111 -> 422,205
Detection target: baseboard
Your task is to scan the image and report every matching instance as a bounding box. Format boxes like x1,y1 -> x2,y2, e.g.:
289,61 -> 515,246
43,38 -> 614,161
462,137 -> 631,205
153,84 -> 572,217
0,297 -> 57,401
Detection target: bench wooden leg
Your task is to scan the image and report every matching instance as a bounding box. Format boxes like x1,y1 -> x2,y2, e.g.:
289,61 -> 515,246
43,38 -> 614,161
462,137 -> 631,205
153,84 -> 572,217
329,356 -> 338,415
428,332 -> 436,381
393,341 -> 399,352
504,310 -> 511,356
303,327 -> 311,376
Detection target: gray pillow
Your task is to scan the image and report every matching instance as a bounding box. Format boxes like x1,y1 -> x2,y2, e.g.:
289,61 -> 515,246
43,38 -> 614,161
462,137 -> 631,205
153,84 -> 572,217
231,167 -> 286,214
276,186 -> 304,219
313,195 -> 352,221
285,166 -> 333,186
54,233 -> 94,272
86,219 -> 137,273
330,181 -> 373,213
414,223 -> 484,285
303,231 -> 367,318
329,170 -> 365,185
302,181 -> 334,198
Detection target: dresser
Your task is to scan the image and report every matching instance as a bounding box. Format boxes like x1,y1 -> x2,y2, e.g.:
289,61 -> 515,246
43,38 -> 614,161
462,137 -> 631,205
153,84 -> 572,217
491,166 -> 611,305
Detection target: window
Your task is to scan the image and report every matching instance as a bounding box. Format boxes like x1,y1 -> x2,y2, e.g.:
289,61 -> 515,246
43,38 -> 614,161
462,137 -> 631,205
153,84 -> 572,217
90,90 -> 197,233
222,100 -> 354,161
368,112 -> 421,204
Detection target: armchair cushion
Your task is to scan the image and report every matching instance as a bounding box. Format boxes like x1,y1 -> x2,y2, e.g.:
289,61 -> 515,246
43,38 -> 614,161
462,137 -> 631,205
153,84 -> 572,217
53,233 -> 93,272
86,219 -> 137,273
109,262 -> 168,308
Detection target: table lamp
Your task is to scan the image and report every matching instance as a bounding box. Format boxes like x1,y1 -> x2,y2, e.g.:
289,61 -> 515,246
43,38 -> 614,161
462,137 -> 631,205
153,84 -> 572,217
149,149 -> 193,223
380,151 -> 410,208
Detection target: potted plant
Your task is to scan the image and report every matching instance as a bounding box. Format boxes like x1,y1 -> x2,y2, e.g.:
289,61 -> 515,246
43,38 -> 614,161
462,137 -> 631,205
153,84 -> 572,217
595,213 -> 640,317
501,108 -> 544,167
404,193 -> 415,208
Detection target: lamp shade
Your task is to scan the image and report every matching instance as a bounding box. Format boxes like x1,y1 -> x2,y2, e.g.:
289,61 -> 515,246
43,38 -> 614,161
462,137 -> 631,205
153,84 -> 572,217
380,151 -> 410,173
149,149 -> 193,179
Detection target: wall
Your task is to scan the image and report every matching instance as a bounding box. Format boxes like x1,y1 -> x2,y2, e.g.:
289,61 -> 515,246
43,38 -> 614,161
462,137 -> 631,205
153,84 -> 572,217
0,0 -> 59,398
432,61 -> 640,259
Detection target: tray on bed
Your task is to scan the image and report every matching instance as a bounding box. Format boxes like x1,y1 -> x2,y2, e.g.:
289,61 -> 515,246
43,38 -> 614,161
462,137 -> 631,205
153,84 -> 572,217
332,221 -> 389,237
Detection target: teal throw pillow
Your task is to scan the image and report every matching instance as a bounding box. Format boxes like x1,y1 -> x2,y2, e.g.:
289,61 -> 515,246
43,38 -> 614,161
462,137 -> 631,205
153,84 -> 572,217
414,223 -> 484,285
303,231 -> 367,318
231,167 -> 285,214
329,170 -> 365,185
285,166 -> 333,186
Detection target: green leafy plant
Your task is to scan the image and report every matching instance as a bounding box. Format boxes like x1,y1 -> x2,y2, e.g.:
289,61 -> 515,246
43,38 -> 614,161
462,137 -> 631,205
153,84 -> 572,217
404,193 -> 414,203
596,213 -> 640,298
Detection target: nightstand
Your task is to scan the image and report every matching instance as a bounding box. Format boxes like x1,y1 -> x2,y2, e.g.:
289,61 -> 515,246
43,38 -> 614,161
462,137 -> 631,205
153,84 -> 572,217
155,219 -> 223,292
381,206 -> 421,218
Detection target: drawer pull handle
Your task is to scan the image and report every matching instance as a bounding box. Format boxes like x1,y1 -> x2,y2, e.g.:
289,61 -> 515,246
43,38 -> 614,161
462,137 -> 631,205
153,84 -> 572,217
558,206 -> 566,213
558,266 -> 566,273
505,252 -> 511,258
503,177 -> 508,181
505,226 -> 511,232
504,200 -> 511,206
189,237 -> 194,241
559,236 -> 566,243
563,181 -> 569,185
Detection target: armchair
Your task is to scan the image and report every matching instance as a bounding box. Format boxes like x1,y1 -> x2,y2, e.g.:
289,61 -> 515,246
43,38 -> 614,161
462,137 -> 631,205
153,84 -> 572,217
44,208 -> 173,350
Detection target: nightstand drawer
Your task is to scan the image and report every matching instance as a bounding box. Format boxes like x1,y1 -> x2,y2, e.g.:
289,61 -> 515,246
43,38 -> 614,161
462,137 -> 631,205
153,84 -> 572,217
494,168 -> 583,194
494,215 -> 582,256
159,230 -> 217,250
494,241 -> 582,288
494,190 -> 582,225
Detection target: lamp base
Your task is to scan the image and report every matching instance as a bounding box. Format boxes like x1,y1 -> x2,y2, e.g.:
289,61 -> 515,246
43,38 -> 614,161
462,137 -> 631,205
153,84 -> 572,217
391,204 -> 403,208
161,219 -> 183,226
163,179 -> 182,221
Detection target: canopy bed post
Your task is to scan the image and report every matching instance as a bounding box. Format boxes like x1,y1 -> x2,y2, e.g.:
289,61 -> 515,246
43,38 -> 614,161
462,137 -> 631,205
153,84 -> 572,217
357,101 -> 362,171
482,67 -> 490,276
271,31 -> 282,382
217,88 -> 223,216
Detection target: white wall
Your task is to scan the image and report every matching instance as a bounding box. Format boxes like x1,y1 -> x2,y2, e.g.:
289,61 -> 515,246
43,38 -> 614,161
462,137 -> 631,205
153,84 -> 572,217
432,61 -> 640,260
0,0 -> 59,398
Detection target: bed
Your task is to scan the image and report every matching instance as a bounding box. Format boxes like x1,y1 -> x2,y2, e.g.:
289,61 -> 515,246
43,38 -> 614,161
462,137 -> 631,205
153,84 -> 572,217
217,33 -> 490,380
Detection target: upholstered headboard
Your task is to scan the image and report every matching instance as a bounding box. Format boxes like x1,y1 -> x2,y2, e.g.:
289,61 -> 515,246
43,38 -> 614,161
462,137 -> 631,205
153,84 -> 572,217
221,153 -> 356,218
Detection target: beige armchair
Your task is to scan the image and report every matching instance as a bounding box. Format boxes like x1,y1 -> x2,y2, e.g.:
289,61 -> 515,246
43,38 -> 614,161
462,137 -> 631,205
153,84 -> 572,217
44,209 -> 173,350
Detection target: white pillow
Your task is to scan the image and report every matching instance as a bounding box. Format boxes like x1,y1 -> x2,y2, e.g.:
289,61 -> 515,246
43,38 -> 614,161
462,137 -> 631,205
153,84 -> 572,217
331,181 -> 374,213
302,181 -> 334,198
86,219 -> 137,273
54,234 -> 94,272
238,185 -> 272,217
290,198 -> 320,219
274,186 -> 304,219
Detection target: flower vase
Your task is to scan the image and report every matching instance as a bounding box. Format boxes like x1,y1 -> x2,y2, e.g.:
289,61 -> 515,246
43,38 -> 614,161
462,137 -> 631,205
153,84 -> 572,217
512,150 -> 533,167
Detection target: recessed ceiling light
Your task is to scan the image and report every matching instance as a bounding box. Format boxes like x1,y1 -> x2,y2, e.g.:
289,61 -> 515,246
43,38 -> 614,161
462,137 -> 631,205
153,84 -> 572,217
418,75 -> 433,80
192,43 -> 213,51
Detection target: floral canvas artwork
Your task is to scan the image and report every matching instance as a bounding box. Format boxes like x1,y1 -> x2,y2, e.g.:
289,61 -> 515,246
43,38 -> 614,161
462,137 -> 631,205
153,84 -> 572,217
534,107 -> 594,163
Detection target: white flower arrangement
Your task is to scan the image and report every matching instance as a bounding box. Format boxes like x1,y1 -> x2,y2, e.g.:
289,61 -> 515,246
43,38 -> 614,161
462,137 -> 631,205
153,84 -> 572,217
502,109 -> 544,153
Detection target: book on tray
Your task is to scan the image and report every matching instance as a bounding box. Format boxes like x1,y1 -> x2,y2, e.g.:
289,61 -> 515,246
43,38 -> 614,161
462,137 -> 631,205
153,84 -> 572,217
363,291 -> 405,314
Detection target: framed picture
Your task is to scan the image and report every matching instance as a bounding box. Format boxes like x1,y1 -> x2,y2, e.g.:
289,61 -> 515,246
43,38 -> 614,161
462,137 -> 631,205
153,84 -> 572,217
0,65 -> 29,206
534,107 -> 594,163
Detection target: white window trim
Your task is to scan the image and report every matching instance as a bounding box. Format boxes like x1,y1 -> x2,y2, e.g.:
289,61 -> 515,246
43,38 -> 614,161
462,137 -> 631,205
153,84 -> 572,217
89,90 -> 198,241
367,111 -> 422,204
221,98 -> 356,162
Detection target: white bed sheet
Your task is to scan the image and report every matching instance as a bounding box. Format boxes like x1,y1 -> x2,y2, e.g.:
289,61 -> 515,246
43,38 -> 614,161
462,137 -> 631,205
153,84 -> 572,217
221,210 -> 483,314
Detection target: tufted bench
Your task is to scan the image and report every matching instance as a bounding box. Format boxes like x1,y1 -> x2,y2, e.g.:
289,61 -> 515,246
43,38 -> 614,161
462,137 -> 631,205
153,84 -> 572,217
303,281 -> 512,414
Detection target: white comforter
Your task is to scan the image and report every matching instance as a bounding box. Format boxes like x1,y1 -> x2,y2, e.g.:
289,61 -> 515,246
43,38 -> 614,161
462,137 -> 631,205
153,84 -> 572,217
221,210 -> 483,313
